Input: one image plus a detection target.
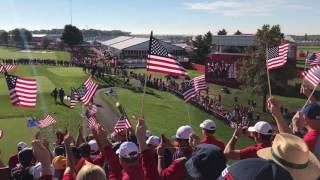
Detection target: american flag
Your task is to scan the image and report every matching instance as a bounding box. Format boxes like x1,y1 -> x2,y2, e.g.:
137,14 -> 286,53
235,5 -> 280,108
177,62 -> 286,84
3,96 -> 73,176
5,74 -> 37,108
81,77 -> 98,105
306,52 -> 320,66
304,66 -> 320,88
182,81 -> 197,102
88,116 -> 99,129
114,116 -> 132,133
191,75 -> 207,92
266,43 -> 289,70
86,104 -> 98,117
69,90 -> 79,109
0,65 -> 16,73
38,115 -> 56,128
146,34 -> 188,77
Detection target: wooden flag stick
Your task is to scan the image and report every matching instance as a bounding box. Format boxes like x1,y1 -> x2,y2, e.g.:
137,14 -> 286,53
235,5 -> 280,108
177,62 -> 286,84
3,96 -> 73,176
185,103 -> 191,125
266,44 -> 272,97
140,74 -> 148,116
302,85 -> 317,109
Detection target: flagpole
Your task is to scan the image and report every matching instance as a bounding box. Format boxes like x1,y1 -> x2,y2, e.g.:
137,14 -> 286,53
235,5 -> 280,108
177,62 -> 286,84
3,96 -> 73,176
185,103 -> 191,125
302,85 -> 317,109
266,44 -> 272,97
302,51 -> 309,86
140,31 -> 153,117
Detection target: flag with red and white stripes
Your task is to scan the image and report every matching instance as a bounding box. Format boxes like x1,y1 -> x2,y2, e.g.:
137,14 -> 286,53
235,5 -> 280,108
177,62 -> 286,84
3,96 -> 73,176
69,90 -> 79,109
304,66 -> 320,88
306,52 -> 320,66
5,74 -> 37,108
146,34 -> 188,77
0,65 -> 16,73
114,116 -> 132,133
81,77 -> 98,105
266,43 -> 289,70
38,115 -> 56,128
191,75 -> 207,92
88,116 -> 99,129
182,81 -> 197,102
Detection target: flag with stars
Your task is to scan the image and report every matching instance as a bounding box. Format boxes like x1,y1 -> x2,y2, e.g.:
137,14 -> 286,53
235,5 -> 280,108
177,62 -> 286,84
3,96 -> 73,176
182,81 -> 197,102
146,32 -> 188,77
266,43 -> 289,70
5,74 -> 37,108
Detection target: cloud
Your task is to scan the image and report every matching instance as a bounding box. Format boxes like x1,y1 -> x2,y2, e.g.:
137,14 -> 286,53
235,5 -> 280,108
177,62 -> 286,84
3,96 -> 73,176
185,0 -> 308,17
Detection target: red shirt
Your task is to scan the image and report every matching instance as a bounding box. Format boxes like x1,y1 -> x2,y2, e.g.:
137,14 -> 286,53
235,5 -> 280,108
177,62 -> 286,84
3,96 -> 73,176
200,135 -> 225,150
304,130 -> 320,152
103,145 -> 159,180
240,142 -> 271,159
8,154 -> 18,170
159,157 -> 187,180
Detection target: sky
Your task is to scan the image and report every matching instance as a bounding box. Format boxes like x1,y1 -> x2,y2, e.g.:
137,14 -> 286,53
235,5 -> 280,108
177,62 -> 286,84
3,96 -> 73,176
0,0 -> 319,35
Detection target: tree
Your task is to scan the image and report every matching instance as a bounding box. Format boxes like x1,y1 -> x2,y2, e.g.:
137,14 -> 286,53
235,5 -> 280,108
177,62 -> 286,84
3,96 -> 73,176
41,37 -> 50,50
217,29 -> 227,35
237,24 -> 296,112
304,33 -> 308,41
9,28 -> 32,47
61,25 -> 83,48
234,30 -> 242,35
192,31 -> 212,64
0,31 -> 9,45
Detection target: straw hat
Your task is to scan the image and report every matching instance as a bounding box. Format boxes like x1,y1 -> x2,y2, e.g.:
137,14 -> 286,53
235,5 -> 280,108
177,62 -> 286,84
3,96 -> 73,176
257,133 -> 320,180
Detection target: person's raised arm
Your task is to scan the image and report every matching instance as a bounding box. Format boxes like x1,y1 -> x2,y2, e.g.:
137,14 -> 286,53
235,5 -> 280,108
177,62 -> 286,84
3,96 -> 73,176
136,118 -> 159,180
32,139 -> 52,179
64,133 -> 76,175
224,128 -> 241,160
76,125 -> 85,147
267,97 -> 291,133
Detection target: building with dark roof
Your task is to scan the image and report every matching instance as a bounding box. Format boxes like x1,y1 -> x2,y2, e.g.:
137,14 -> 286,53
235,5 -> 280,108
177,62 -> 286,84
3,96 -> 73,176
206,35 -> 297,86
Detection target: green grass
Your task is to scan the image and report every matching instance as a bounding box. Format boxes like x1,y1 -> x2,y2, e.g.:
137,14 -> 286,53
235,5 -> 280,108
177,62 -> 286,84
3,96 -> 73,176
129,68 -> 308,126
0,118 -> 37,161
297,46 -> 320,52
101,87 -> 254,149
0,46 -> 70,61
0,65 -> 87,163
129,69 -> 203,79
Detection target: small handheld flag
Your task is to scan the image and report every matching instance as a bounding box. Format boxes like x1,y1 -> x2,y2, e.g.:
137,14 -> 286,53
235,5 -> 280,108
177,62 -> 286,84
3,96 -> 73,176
266,43 -> 289,70
114,116 -> 132,133
38,115 -> 56,128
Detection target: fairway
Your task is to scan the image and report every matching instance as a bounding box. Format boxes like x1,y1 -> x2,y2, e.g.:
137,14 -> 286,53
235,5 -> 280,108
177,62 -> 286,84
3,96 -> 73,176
0,118 -> 37,161
47,67 -> 86,77
101,87 -> 254,149
0,46 -> 71,61
0,65 -> 88,162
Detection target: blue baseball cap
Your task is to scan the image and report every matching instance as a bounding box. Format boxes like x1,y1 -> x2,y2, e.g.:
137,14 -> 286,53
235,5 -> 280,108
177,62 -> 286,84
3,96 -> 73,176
218,158 -> 293,180
302,103 -> 320,120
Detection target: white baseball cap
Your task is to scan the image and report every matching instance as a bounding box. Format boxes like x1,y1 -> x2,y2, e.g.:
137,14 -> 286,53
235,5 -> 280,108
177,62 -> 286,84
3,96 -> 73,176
88,140 -> 99,153
200,119 -> 216,130
248,121 -> 273,135
17,142 -> 27,151
116,142 -> 139,158
146,136 -> 160,146
173,125 -> 194,140
145,130 -> 152,138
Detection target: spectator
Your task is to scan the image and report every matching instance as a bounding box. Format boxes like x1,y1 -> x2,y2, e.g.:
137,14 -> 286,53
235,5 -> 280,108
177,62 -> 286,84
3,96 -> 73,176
219,158 -> 293,180
52,155 -> 67,180
171,125 -> 194,160
76,164 -> 106,180
268,95 -> 320,159
199,119 -> 225,150
257,133 -> 320,180
185,144 -> 226,180
11,148 -> 34,180
224,121 -> 273,160
8,142 -> 27,170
